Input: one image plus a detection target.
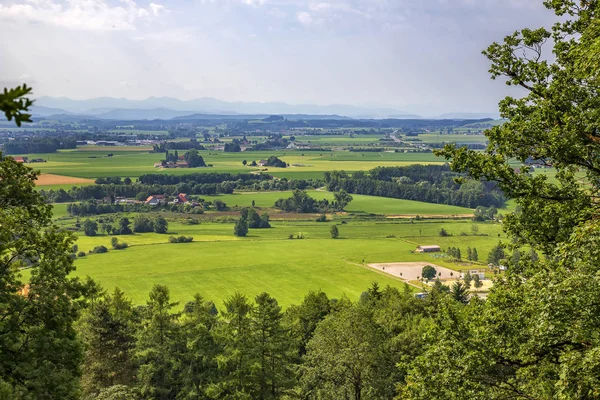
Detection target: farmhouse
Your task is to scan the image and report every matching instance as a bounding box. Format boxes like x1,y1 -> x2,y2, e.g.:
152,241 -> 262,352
257,159 -> 268,167
176,161 -> 189,168
415,245 -> 441,253
12,156 -> 28,163
145,195 -> 166,206
173,193 -> 189,204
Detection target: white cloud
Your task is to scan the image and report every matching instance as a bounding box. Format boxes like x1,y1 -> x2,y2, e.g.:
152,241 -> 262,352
0,0 -> 166,31
296,11 -> 313,25
149,2 -> 165,16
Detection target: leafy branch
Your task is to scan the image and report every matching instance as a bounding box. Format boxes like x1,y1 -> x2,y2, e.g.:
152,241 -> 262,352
0,84 -> 33,127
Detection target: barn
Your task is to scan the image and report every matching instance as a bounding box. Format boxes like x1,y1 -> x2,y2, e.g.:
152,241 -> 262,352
415,245 -> 441,253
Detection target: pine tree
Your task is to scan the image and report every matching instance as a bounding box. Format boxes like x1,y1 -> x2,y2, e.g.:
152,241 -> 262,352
467,247 -> 473,261
177,294 -> 219,399
210,292 -> 254,397
79,288 -> 138,398
251,293 -> 294,399
135,285 -> 181,400
472,247 -> 479,261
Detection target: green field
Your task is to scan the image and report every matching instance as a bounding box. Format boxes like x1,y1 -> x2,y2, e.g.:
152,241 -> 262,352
66,218 -> 505,307
204,191 -> 473,216
21,148 -> 445,182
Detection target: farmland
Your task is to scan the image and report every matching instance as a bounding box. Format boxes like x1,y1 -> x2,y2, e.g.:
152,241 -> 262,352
60,217 -> 505,307
9,121 -> 513,307
24,147 -> 445,183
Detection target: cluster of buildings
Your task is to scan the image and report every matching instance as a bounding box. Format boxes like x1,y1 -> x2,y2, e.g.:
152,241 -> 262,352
153,161 -> 189,169
11,156 -> 46,163
145,193 -> 200,207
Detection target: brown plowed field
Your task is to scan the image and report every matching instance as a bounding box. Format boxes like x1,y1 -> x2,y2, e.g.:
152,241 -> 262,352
36,174 -> 95,186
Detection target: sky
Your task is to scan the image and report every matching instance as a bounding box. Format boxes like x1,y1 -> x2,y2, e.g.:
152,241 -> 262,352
0,0 -> 558,115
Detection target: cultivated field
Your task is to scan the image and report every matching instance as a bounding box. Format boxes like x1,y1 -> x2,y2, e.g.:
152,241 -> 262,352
20,148 -> 444,181
36,173 -> 95,186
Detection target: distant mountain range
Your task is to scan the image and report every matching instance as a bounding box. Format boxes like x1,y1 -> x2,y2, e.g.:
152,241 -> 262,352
30,96 -> 499,121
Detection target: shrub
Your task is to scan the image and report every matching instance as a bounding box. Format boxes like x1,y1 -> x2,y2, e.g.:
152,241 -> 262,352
77,251 -> 86,257
330,225 -> 339,239
92,245 -> 108,254
168,236 -> 194,243
316,214 -> 328,222
439,228 -> 449,237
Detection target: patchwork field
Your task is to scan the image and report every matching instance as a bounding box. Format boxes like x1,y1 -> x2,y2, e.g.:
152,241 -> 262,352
20,148 -> 444,181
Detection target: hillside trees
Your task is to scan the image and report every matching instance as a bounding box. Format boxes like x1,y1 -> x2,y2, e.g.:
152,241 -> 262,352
78,288 -> 138,398
0,87 -> 90,399
402,2 -> 600,398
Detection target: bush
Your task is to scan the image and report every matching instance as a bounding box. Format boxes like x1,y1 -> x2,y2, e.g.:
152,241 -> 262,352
316,214 -> 328,222
439,228 -> 450,237
168,236 -> 194,243
91,245 -> 108,254
330,225 -> 339,239
77,251 -> 86,257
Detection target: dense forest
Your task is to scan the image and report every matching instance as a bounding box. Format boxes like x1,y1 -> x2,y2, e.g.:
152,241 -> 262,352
325,165 -> 506,208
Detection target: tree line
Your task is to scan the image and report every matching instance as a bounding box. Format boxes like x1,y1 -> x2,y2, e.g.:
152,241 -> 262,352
325,165 -> 506,208
77,282 -> 443,400
2,136 -> 77,154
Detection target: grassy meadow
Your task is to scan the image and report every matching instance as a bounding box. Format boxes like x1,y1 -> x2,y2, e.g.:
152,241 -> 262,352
64,218 -> 505,307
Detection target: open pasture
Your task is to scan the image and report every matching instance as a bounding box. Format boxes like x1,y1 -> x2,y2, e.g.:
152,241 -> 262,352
65,217 -> 505,306
204,191 -> 473,216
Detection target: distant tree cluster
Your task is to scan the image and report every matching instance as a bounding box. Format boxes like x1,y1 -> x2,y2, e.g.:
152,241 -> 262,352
264,156 -> 287,168
274,190 -> 353,213
133,215 -> 169,234
325,165 -> 506,209
2,136 -> 77,154
274,190 -> 332,213
234,208 -> 271,236
152,140 -> 206,152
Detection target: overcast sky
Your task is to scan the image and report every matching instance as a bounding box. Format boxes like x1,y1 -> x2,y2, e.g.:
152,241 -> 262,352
0,0 -> 558,115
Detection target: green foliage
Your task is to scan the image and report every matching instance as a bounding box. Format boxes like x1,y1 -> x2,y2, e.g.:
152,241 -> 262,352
92,245 -> 109,254
402,3 -> 600,397
234,217 -> 249,237
421,265 -> 437,280
450,281 -> 469,304
0,84 -> 33,126
153,216 -> 168,234
78,288 -> 137,398
330,224 -> 339,239
333,189 -> 353,211
118,217 -> 132,235
83,219 -> 98,236
0,150 -> 84,398
168,236 -> 193,243
135,285 -> 181,399
487,243 -> 505,266
300,303 -> 390,399
439,228 -> 449,237
184,149 -> 206,168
